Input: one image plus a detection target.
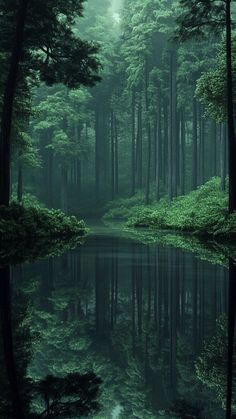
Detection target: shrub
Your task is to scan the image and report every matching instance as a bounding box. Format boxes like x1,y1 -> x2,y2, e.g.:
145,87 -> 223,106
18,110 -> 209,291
0,203 -> 87,241
104,178 -> 236,240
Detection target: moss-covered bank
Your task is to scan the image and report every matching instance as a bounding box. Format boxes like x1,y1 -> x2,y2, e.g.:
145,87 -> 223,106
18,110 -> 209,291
0,203 -> 87,242
103,178 -> 236,241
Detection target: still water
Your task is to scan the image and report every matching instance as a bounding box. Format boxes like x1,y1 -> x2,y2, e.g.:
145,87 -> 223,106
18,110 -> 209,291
0,226 -> 228,418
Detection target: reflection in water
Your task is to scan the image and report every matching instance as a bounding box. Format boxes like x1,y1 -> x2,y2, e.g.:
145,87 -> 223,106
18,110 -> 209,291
226,260 -> 236,419
0,233 -> 233,418
0,265 -> 102,418
0,265 -> 26,418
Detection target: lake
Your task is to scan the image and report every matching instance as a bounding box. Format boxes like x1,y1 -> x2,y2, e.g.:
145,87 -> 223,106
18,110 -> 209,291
0,225 -> 229,418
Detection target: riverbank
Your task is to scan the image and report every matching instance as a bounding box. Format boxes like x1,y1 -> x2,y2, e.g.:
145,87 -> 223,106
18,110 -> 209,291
0,203 -> 87,242
103,178 -> 236,242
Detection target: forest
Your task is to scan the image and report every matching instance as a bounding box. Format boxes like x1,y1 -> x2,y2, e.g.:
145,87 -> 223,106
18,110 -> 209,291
0,0 -> 236,418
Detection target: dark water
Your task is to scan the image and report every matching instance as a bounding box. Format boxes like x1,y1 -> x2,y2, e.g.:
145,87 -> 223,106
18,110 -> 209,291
0,226 -> 229,418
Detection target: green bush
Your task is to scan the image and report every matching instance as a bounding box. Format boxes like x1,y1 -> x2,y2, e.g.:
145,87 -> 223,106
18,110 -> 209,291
0,203 -> 87,241
11,192 -> 43,208
104,178 -> 236,240
103,191 -> 146,221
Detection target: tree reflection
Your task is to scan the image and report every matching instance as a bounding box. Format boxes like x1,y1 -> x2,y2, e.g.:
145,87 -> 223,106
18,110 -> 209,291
195,260 -> 236,417
1,236 -> 233,418
0,264 -> 102,418
34,372 -> 101,418
226,259 -> 236,419
168,399 -> 204,419
0,265 -> 26,418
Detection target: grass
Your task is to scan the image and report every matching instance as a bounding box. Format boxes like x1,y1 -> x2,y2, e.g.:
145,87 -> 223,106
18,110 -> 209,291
103,178 -> 236,240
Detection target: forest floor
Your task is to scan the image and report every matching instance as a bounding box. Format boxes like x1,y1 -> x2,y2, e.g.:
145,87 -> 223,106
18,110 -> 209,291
103,178 -> 236,243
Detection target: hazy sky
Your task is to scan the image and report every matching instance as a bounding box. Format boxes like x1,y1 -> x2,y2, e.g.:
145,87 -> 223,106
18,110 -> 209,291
110,0 -> 123,13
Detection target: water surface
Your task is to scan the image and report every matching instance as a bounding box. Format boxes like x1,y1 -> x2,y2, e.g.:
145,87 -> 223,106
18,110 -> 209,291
1,226 -> 228,418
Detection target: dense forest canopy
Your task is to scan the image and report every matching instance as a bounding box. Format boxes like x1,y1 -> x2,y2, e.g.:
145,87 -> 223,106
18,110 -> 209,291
0,0 -> 234,217
1,1 -> 236,419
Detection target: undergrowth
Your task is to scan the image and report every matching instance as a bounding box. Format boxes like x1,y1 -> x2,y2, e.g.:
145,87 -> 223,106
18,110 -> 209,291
0,203 -> 87,241
103,178 -> 236,239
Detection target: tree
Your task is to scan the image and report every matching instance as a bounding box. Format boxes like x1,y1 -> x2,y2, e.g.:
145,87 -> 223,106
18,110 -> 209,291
33,86 -> 91,210
168,399 -> 204,419
176,0 -> 236,213
34,372 -> 102,418
195,315 -> 236,415
0,0 -> 100,206
0,0 -> 29,207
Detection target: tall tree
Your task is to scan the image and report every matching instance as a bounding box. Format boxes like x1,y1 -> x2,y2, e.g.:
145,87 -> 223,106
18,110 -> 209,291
0,0 -> 29,207
176,0 -> 235,212
0,0 -> 100,206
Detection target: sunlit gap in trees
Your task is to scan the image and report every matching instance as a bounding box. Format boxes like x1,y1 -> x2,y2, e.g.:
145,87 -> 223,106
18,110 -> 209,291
110,0 -> 122,24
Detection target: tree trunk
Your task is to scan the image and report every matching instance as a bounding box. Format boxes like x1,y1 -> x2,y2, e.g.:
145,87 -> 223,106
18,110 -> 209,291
226,259 -> 236,419
211,119 -> 217,177
136,94 -> 143,189
221,123 -> 227,191
180,108 -> 185,195
102,107 -> 109,189
168,52 -> 173,201
74,123 -> 81,202
47,149 -> 53,207
198,106 -> 205,185
176,111 -> 180,190
0,266 -> 25,418
163,100 -> 168,188
17,163 -> 23,203
131,89 -> 136,196
114,117 -> 119,195
0,0 -> 29,206
171,50 -> 178,198
145,58 -> 151,205
226,0 -> 236,213
95,107 -> 100,199
192,96 -> 198,190
110,109 -> 115,200
156,97 -> 162,201
61,165 -> 68,213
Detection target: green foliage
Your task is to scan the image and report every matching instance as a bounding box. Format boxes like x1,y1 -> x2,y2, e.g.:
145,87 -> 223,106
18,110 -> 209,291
0,203 -> 87,242
103,177 -> 236,241
11,192 -> 43,208
176,0 -> 225,41
122,0 -> 174,89
196,37 -> 236,122
103,191 -> 146,221
16,132 -> 41,168
33,372 -> 102,418
0,0 -> 101,89
32,85 -> 92,165
115,177 -> 236,239
119,226 -> 232,267
195,316 -> 236,409
0,235 -> 86,266
163,178 -> 227,233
